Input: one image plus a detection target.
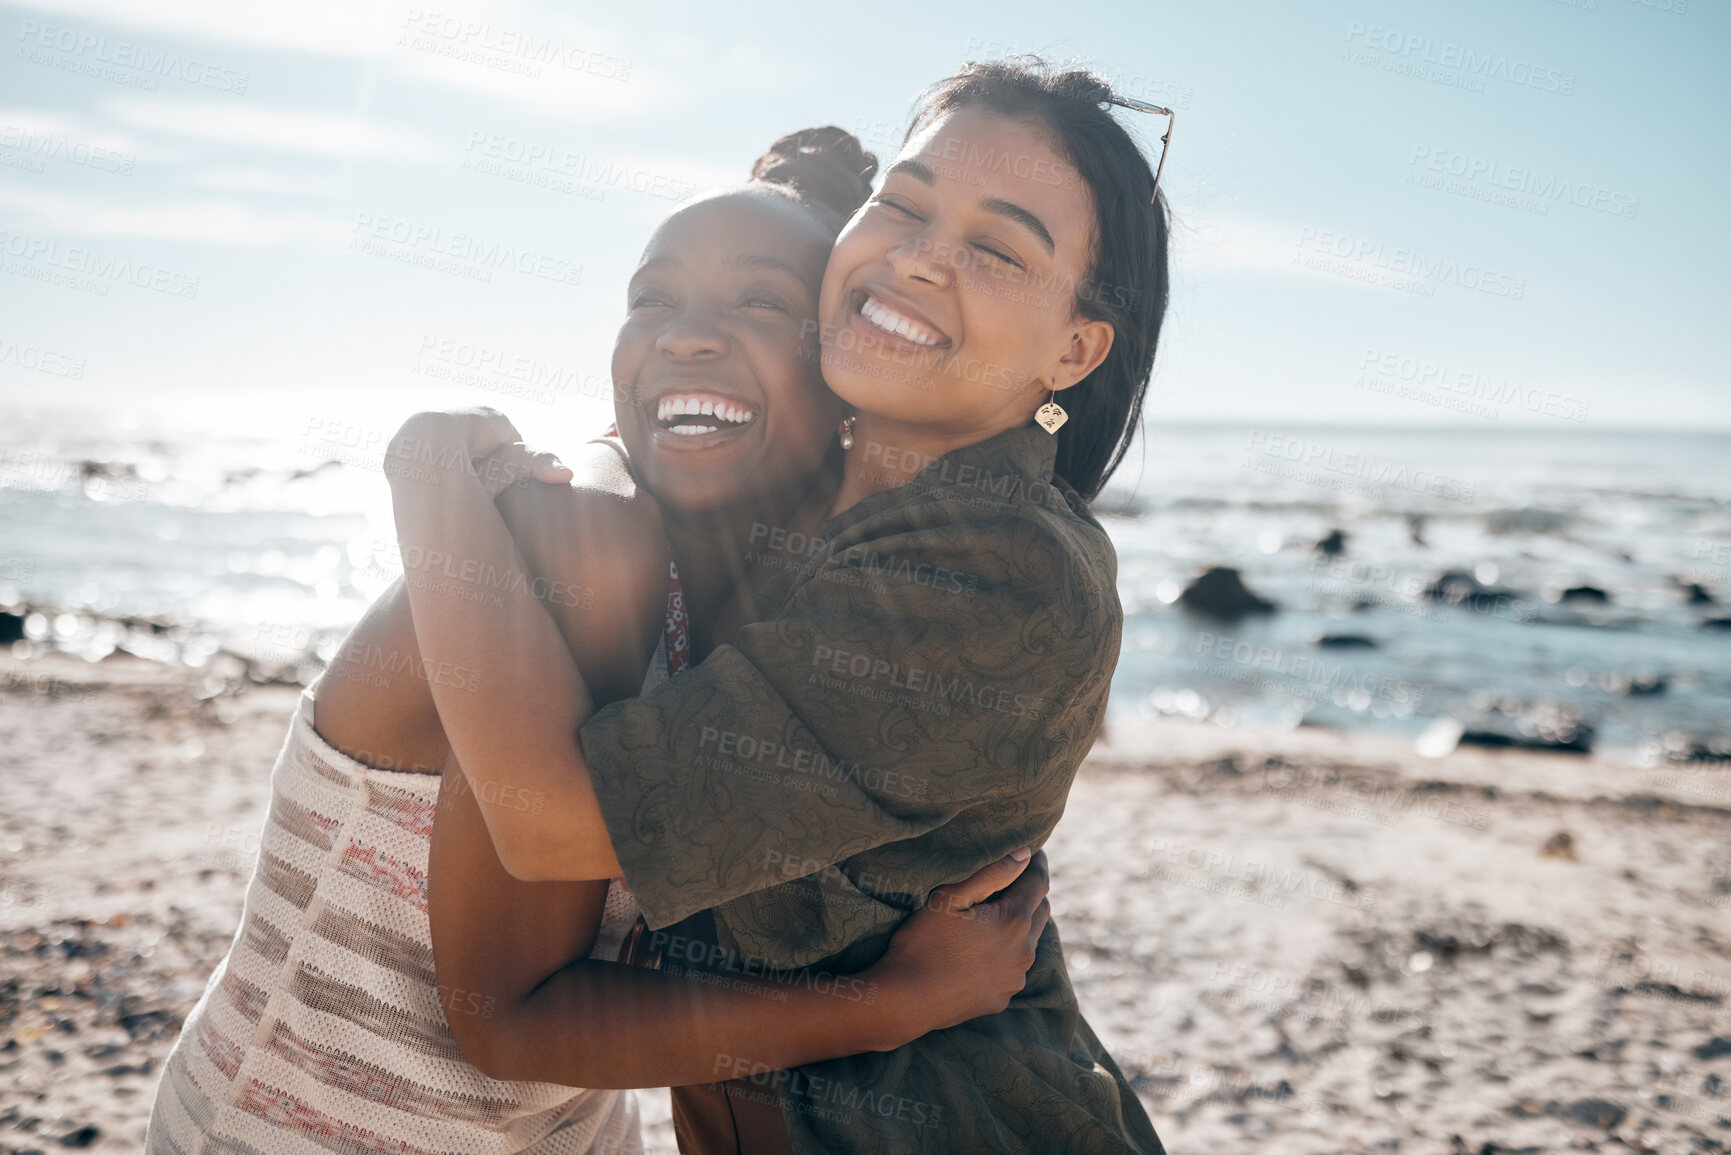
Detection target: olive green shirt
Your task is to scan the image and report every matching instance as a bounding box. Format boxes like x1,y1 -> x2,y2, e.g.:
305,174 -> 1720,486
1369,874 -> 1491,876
581,424 -> 1162,1153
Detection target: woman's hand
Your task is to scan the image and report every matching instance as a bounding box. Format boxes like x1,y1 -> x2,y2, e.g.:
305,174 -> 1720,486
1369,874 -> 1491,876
385,406 -> 572,498
864,848 -> 1051,1050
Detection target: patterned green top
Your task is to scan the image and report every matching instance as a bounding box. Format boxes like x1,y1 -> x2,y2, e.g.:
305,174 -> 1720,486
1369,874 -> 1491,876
581,424 -> 1163,1153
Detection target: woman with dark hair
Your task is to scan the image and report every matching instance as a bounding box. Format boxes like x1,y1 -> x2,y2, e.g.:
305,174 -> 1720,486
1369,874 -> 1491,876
143,124 -> 1052,1154
402,58 -> 1170,1153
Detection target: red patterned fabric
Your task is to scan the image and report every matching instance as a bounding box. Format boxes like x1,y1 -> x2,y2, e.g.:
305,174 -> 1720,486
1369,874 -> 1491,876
601,424 -> 690,678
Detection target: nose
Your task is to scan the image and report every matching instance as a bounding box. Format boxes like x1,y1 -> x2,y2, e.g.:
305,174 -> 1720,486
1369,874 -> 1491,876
886,229 -> 954,289
655,303 -> 728,361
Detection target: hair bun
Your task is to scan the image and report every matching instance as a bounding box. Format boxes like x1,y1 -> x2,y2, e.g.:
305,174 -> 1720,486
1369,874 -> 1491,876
751,126 -> 878,219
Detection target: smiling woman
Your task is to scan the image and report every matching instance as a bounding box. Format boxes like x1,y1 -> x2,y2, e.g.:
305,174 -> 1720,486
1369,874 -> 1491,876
389,59 -> 1173,1154
140,123 -> 1058,1155
608,178 -> 845,516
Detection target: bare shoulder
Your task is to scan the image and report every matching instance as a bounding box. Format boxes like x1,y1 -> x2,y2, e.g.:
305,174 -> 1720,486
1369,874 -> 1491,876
498,440 -> 663,553
496,439 -> 669,702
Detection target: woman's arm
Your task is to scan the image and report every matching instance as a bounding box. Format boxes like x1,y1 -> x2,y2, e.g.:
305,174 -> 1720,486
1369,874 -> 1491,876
315,436 -> 665,776
430,743 -> 1049,1088
386,410 -> 631,880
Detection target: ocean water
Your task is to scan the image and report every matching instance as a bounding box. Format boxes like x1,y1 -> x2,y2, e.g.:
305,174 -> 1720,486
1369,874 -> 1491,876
4,398 -> 1728,760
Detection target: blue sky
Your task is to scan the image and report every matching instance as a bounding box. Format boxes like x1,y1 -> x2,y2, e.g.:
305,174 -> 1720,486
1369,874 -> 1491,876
1,0 -> 1725,448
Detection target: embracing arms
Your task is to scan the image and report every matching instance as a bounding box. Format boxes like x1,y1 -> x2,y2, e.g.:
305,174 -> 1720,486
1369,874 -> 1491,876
430,749 -> 1050,1088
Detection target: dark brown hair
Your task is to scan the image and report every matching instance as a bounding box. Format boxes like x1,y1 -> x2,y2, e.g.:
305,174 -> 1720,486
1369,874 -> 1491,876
909,59 -> 1170,501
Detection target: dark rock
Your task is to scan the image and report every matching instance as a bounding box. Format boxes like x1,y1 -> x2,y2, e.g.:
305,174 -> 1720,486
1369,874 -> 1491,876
1693,1035 -> 1731,1061
1681,581 -> 1718,606
59,1125 -> 101,1148
1424,570 -> 1521,615
1540,831 -> 1577,860
1316,634 -> 1377,649
1315,529 -> 1347,556
1406,513 -> 1428,547
1486,507 -> 1572,535
1560,1098 -> 1625,1128
1460,729 -> 1593,755
1460,704 -> 1595,755
1560,585 -> 1610,605
1625,675 -> 1667,697
1703,617 -> 1731,632
0,610 -> 23,644
1177,567 -> 1277,621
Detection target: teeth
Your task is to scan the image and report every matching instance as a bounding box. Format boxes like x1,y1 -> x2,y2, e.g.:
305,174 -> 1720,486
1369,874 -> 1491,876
860,295 -> 940,346
654,395 -> 757,427
669,423 -> 719,435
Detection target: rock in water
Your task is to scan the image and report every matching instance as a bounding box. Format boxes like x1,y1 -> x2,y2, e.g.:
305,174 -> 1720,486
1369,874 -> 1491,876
1316,634 -> 1377,649
0,610 -> 23,644
1178,567 -> 1277,621
1315,529 -> 1347,556
1679,581 -> 1717,606
1560,585 -> 1610,605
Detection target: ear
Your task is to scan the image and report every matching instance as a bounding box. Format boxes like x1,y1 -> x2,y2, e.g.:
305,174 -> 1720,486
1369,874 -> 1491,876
1049,320 -> 1114,393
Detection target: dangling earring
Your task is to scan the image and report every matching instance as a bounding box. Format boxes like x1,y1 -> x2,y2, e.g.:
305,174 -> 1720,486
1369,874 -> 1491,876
837,414 -> 856,450
1035,390 -> 1068,434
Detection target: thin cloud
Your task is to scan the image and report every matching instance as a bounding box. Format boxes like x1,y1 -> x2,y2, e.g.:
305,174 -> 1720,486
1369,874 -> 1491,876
102,98 -> 447,162
0,182 -> 351,246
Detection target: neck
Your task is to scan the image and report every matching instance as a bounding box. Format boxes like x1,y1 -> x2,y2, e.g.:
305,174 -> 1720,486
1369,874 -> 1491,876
661,465 -> 843,638
831,412 -> 1027,516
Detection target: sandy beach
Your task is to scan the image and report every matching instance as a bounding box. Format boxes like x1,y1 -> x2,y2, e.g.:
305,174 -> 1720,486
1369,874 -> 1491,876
2,652 -> 1727,1153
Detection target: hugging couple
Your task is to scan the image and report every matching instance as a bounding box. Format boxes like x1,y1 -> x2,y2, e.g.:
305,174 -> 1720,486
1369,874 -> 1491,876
148,57 -> 1171,1154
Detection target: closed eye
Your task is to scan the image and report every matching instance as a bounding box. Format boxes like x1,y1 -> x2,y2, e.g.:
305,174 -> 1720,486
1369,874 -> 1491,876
629,289 -> 672,309
872,194 -> 924,221
974,243 -> 1023,269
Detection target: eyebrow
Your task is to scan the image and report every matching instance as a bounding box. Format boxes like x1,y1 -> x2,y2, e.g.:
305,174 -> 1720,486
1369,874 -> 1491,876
728,254 -> 814,288
884,159 -> 1056,256
979,197 -> 1054,255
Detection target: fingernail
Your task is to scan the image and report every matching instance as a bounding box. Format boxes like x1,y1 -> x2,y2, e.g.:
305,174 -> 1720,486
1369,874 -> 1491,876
1010,847 -> 1031,862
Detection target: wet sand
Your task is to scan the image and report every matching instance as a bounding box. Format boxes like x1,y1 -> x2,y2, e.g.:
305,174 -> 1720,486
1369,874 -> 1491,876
2,653 -> 1726,1152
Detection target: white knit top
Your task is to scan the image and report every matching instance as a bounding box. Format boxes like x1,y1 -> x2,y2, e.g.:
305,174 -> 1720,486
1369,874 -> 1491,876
145,690 -> 644,1154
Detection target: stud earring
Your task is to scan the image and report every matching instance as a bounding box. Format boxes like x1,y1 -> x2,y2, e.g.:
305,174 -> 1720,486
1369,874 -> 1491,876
837,414 -> 856,450
1035,391 -> 1068,434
